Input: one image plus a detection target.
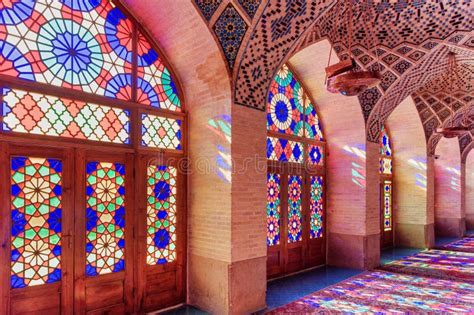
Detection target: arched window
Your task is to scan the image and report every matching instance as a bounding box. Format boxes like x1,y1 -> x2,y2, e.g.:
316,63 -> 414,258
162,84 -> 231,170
0,1 -> 185,313
266,64 -> 325,278
380,125 -> 393,248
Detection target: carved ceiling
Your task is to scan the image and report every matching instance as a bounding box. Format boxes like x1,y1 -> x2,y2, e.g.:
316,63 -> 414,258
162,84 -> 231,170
192,0 -> 473,157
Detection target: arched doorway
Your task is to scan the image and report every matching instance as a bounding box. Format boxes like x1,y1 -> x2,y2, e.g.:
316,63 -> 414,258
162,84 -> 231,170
266,64 -> 326,278
0,1 -> 186,313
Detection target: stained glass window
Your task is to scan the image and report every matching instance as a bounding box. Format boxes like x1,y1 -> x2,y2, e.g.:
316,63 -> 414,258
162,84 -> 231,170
383,180 -> 392,231
1,88 -> 130,144
11,157 -> 62,288
267,173 -> 280,246
147,165 -> 177,265
308,144 -> 324,166
380,126 -> 392,157
267,65 -> 304,136
304,97 -> 324,141
288,175 -> 302,243
141,114 -> 182,150
86,162 -> 125,276
266,137 -> 303,163
380,157 -> 392,175
136,31 -> 181,111
310,176 -> 324,239
0,1 -> 182,109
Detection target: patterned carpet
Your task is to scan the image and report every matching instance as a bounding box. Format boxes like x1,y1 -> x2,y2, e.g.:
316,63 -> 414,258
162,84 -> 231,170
438,237 -> 474,253
267,270 -> 474,313
380,249 -> 474,283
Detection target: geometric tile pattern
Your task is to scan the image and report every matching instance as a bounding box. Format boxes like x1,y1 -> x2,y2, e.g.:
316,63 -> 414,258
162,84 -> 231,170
193,0 -> 223,21
237,0 -> 261,19
382,180 -> 392,231
141,114 -> 182,150
86,162 -> 126,276
1,88 -> 130,144
213,4 -> 248,69
11,157 -> 62,288
146,165 -> 177,265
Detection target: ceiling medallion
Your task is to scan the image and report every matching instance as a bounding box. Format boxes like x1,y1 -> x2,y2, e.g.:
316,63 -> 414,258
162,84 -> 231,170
325,1 -> 381,96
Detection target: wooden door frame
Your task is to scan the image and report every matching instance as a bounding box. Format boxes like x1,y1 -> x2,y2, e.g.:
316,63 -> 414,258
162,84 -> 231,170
0,143 -> 75,314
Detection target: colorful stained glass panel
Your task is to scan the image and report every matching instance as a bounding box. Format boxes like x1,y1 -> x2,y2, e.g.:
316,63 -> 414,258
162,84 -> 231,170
381,126 -> 392,157
1,88 -> 130,144
86,162 -> 125,276
310,176 -> 324,239
380,157 -> 392,175
147,165 -> 177,265
304,97 -> 324,141
288,175 -> 302,243
267,65 -> 304,136
141,113 -> 182,150
0,1 -> 133,100
267,173 -> 280,246
308,144 -> 324,166
383,180 -> 392,231
266,137 -> 303,163
136,31 -> 181,111
11,157 -> 62,288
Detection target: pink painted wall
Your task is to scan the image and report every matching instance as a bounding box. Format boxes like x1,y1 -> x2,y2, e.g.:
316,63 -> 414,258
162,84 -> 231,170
386,97 -> 434,247
466,152 -> 474,229
290,40 -> 379,269
434,137 -> 464,236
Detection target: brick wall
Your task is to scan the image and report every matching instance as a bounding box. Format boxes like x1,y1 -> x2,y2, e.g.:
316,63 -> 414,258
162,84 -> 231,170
467,153 -> 474,229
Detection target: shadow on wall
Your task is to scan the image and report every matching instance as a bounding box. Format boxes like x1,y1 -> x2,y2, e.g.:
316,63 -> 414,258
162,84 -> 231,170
343,144 -> 366,188
408,158 -> 427,191
207,114 -> 232,183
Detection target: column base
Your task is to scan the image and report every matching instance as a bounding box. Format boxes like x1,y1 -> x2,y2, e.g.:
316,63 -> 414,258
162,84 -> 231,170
435,217 -> 466,237
395,223 -> 434,248
466,214 -> 474,231
327,233 -> 380,270
188,254 -> 266,315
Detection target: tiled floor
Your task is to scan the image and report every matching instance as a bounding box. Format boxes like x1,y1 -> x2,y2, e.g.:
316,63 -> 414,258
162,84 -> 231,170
380,247 -> 422,265
160,306 -> 209,315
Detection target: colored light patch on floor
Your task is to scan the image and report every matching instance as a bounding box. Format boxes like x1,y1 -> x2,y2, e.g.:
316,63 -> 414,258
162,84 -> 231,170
439,237 -> 474,253
381,249 -> 474,283
267,270 -> 474,314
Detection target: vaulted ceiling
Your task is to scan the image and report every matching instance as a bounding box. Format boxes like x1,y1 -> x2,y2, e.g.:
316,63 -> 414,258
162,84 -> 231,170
191,0 -> 473,158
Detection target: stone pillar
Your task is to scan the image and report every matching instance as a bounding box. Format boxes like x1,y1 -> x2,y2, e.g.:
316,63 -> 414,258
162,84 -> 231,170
467,153 -> 474,229
434,137 -> 465,237
386,97 -> 434,248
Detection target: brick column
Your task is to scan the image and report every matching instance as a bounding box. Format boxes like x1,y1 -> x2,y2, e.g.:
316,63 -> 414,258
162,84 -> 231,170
434,137 -> 465,237
467,154 -> 474,229
386,97 -> 434,248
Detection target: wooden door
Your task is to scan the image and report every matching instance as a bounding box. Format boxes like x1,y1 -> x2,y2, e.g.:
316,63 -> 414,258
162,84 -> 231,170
0,144 -> 74,315
267,162 -> 326,279
380,179 -> 394,249
73,150 -> 134,314
135,154 -> 186,312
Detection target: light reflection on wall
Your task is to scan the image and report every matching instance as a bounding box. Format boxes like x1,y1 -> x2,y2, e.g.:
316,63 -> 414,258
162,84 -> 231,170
408,158 -> 427,191
343,144 -> 366,188
208,115 -> 232,183
446,166 -> 461,192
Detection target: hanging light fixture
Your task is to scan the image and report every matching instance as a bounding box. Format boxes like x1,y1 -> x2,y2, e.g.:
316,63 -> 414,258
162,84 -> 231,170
325,0 -> 380,96
435,52 -> 470,138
